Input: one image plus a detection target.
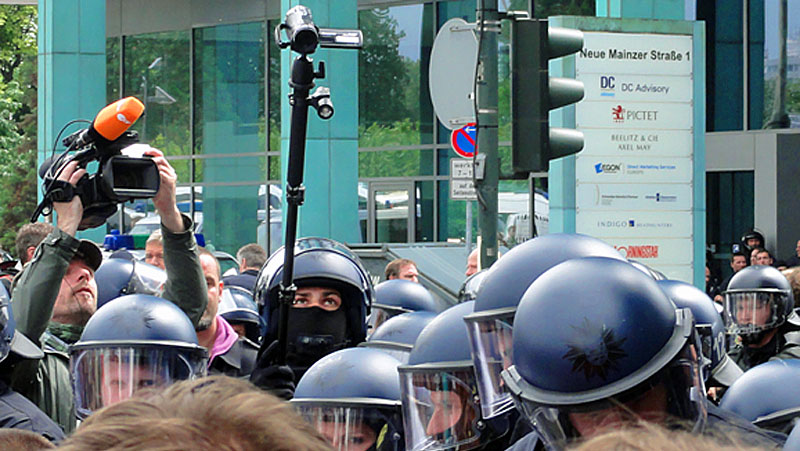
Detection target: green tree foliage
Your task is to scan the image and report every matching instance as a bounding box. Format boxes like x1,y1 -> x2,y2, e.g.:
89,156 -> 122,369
0,5 -> 37,253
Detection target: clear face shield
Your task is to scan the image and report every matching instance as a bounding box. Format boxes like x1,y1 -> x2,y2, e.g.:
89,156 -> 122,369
507,330 -> 708,450
70,344 -> 208,419
127,261 -> 167,297
724,290 -> 789,336
296,403 -> 404,451
464,310 -> 515,419
399,365 -> 482,451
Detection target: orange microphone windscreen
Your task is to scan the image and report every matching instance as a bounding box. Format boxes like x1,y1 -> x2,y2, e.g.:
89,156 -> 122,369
93,97 -> 145,141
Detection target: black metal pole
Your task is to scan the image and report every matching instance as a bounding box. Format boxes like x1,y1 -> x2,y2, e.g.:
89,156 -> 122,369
276,54 -> 317,365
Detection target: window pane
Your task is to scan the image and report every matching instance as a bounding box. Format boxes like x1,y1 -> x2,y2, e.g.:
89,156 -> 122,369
196,184 -> 262,254
763,1 -> 800,128
267,19 -> 282,152
123,30 -> 191,158
193,156 -> 267,184
359,4 -> 434,147
258,184 -> 283,254
416,181 -> 434,242
194,22 -> 266,160
107,37 -> 120,102
359,149 -> 433,178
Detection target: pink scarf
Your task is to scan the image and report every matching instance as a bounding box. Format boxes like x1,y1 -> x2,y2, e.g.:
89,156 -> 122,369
208,316 -> 238,367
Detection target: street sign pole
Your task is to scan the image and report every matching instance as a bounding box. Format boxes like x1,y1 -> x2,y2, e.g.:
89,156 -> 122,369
476,0 -> 499,268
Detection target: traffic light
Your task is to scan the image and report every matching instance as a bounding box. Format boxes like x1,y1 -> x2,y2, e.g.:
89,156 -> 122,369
511,19 -> 584,174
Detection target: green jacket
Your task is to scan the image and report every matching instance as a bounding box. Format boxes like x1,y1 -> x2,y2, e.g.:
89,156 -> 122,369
8,215 -> 207,433
728,315 -> 800,372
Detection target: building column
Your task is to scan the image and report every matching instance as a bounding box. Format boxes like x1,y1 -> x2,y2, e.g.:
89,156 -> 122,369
38,0 -> 107,242
279,0 -> 361,243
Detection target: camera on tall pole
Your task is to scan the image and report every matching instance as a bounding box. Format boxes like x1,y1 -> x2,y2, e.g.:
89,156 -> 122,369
273,6 -> 362,365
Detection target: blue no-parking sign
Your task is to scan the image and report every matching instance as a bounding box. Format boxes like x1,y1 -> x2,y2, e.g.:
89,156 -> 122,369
451,123 -> 477,158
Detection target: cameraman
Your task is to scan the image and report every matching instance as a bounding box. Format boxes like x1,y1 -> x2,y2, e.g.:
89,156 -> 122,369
5,148 -> 207,433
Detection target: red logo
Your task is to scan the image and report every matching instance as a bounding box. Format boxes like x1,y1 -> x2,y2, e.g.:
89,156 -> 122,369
615,245 -> 659,259
612,105 -> 624,122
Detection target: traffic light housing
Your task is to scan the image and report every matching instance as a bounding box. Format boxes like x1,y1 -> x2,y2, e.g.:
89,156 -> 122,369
511,19 -> 584,174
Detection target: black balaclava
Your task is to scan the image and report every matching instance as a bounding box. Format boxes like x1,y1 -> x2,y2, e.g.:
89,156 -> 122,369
282,306 -> 348,380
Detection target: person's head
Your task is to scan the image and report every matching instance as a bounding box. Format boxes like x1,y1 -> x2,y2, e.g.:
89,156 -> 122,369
466,248 -> 479,277
237,243 -> 267,272
501,257 -> 707,449
144,230 -> 164,270
657,280 -> 742,388
796,239 -> 800,258
52,240 -> 102,326
719,359 -> 800,434
15,222 -> 54,265
197,247 -> 223,332
754,248 -> 773,266
362,311 -> 437,364
385,258 -> 419,283
217,286 -> 264,343
570,422 -> 768,451
70,294 -> 208,419
782,267 -> 800,308
368,279 -> 437,335
741,229 -> 765,253
749,247 -> 760,266
57,376 -> 332,451
400,301 -> 507,450
465,234 -> 625,420
0,429 -> 55,450
94,258 -> 167,309
256,238 -> 373,379
293,348 -> 405,451
730,252 -> 747,272
723,265 -> 794,346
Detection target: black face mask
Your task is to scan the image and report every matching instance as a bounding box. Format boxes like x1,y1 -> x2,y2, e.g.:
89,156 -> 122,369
285,307 -> 348,378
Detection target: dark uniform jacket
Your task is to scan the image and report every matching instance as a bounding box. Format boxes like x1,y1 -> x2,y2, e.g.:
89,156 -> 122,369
8,215 -> 207,433
728,314 -> 800,373
0,379 -> 64,443
221,269 -> 258,294
208,336 -> 259,378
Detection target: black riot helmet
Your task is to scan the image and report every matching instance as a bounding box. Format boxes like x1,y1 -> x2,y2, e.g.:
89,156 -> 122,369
740,229 -> 765,254
255,238 -> 373,377
723,264 -> 794,344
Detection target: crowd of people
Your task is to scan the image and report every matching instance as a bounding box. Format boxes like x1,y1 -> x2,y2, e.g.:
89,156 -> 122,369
0,149 -> 797,450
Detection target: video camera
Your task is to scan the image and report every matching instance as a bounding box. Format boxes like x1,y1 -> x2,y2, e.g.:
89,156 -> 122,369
32,97 -> 160,230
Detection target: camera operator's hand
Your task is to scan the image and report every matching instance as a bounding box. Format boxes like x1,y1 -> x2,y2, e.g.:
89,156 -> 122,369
53,160 -> 86,237
143,147 -> 184,234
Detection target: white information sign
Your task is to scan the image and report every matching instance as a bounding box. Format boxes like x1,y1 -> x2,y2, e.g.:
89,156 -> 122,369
576,157 -> 693,184
580,129 -> 693,157
450,159 -> 477,200
573,30 -> 695,281
576,210 -> 693,238
576,183 -> 693,211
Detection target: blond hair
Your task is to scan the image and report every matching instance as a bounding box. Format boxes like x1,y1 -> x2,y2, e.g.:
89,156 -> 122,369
57,376 -> 332,451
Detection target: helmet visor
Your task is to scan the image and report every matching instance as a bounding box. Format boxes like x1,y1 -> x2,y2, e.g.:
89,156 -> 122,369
724,291 -> 789,335
464,313 -> 515,418
71,345 -> 207,419
296,404 -> 403,451
399,367 -> 481,451
128,261 -> 167,297
509,335 -> 707,449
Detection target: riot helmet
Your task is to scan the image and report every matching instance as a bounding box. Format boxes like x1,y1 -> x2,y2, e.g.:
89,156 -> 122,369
723,265 -> 794,344
255,237 -> 373,378
629,260 -> 667,280
0,283 -> 43,362
740,229 -> 765,254
217,286 -> 264,344
70,294 -> 208,419
657,279 -> 742,387
464,233 -> 624,419
399,301 -> 507,451
293,348 -> 405,451
458,269 -> 490,303
786,418 -> 800,449
361,311 -> 437,363
95,257 -> 167,308
719,359 -> 800,433
369,280 -> 438,335
501,257 -> 707,449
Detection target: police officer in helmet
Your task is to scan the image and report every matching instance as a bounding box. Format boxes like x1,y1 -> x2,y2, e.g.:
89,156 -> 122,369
724,264 -> 800,371
250,238 -> 372,398
501,257 -> 782,449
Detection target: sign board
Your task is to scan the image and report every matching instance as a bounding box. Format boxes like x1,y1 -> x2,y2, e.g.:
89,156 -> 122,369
573,31 -> 695,282
450,159 -> 477,200
451,123 -> 477,158
429,18 -> 477,129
